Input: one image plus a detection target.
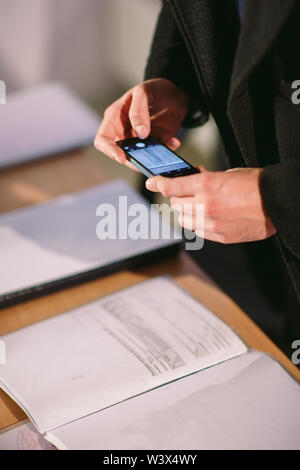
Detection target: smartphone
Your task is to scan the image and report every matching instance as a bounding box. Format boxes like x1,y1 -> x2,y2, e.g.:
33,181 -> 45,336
116,136 -> 200,178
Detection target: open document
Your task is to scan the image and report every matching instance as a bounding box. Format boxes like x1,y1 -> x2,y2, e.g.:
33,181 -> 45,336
0,278 -> 246,430
0,277 -> 299,449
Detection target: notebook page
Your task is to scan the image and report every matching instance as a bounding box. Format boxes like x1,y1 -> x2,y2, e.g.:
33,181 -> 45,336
46,351 -> 300,450
0,277 -> 247,433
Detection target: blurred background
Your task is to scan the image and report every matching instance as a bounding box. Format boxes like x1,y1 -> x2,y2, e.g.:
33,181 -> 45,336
0,0 -> 219,181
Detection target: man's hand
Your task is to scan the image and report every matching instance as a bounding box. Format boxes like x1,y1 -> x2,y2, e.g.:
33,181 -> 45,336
94,78 -> 189,170
146,167 -> 276,243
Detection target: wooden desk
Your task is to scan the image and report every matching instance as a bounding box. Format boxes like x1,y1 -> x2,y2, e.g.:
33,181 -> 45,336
0,149 -> 299,431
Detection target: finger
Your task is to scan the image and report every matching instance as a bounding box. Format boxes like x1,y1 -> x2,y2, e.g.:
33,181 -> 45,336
197,164 -> 207,172
94,95 -> 133,162
149,124 -> 179,146
94,135 -> 126,164
225,167 -> 244,173
124,160 -> 141,173
96,92 -> 132,140
94,136 -> 140,171
129,86 -> 151,139
171,196 -> 204,210
178,213 -> 195,231
176,209 -> 227,240
178,215 -> 223,238
200,231 -> 225,243
165,137 -> 181,151
145,172 -> 203,197
177,210 -> 210,232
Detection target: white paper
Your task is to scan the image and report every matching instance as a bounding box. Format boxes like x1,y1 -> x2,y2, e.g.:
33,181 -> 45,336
0,82 -> 100,168
0,179 -> 180,297
47,351 -> 300,450
0,277 -> 247,433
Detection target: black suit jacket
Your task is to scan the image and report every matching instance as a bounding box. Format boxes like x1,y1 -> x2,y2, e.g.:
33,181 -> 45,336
145,0 -> 300,317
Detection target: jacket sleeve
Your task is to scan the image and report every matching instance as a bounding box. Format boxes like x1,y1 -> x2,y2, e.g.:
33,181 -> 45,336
260,160 -> 300,259
144,0 -> 209,128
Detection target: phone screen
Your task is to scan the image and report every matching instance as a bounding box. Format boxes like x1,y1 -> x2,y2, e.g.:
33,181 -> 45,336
122,138 -> 192,175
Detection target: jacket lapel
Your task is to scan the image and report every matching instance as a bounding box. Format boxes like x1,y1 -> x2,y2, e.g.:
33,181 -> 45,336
229,0 -> 295,102
171,0 -> 239,103
227,0 -> 295,166
170,0 -> 295,166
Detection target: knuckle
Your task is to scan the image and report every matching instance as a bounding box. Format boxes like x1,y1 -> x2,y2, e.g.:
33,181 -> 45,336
132,83 -> 141,92
104,102 -> 122,119
103,104 -> 113,118
204,198 -> 215,217
159,181 -> 171,197
206,200 -> 219,217
94,135 -> 102,151
172,180 -> 182,196
205,194 -> 226,217
129,110 -> 144,122
162,187 -> 171,198
200,171 -> 211,190
201,171 -> 221,193
220,233 -> 231,244
133,83 -> 146,95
